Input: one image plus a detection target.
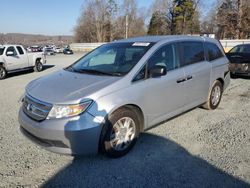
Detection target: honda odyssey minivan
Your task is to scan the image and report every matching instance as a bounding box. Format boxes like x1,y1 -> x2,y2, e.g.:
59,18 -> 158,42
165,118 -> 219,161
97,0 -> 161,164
19,36 -> 230,158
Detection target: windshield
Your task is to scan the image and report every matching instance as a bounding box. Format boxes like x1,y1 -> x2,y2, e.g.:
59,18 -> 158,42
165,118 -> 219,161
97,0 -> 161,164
69,42 -> 154,76
0,47 -> 5,55
229,45 -> 250,53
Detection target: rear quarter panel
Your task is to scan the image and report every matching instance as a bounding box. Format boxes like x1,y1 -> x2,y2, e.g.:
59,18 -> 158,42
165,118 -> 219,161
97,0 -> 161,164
27,52 -> 43,66
210,56 -> 230,91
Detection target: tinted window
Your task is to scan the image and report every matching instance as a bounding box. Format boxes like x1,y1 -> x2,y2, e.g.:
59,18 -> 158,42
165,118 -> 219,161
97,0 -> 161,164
16,46 -> 24,55
205,42 -> 224,61
181,41 -> 205,65
148,43 -> 180,71
242,45 -> 250,53
133,65 -> 146,82
6,46 -> 17,56
230,46 -> 242,53
0,47 -> 5,55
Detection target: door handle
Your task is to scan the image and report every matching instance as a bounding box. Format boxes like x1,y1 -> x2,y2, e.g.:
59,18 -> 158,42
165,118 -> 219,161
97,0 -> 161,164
186,75 -> 193,80
231,55 -> 242,58
177,75 -> 193,83
176,78 -> 186,83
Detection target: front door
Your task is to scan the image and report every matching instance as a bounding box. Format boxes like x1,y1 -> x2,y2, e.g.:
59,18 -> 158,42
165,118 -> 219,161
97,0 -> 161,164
4,46 -> 23,70
135,43 -> 187,127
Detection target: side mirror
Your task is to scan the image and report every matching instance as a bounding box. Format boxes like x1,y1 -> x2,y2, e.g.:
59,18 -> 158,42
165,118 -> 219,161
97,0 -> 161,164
6,51 -> 14,56
149,65 -> 167,78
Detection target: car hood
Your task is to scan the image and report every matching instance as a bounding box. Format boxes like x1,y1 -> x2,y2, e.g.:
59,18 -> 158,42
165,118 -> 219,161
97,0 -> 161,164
26,70 -> 121,104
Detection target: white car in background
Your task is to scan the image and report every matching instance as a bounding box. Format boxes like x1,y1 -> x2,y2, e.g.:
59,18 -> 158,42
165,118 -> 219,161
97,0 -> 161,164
0,45 -> 46,79
43,47 -> 55,56
54,47 -> 63,53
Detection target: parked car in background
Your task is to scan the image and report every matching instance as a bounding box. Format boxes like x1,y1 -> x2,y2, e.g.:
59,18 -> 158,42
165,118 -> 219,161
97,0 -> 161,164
226,44 -> 250,77
44,48 -> 55,56
27,46 -> 41,53
63,48 -> 73,55
0,45 -> 46,79
19,36 -> 230,158
54,47 -> 63,53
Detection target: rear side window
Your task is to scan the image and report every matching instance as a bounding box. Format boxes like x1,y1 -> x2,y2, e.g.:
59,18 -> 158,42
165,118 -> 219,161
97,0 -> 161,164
181,41 -> 205,66
16,46 -> 24,55
205,42 -> 224,61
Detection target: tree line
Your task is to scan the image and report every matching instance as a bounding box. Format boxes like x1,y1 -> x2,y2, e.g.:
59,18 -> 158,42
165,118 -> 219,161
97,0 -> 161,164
74,0 -> 250,42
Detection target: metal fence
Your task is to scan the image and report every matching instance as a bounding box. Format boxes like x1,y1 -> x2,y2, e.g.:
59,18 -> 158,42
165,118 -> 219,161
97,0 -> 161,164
70,39 -> 250,52
70,43 -> 106,52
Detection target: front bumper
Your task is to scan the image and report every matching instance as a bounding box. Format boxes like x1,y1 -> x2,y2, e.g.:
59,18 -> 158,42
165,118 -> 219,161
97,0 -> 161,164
18,109 -> 102,155
229,64 -> 250,76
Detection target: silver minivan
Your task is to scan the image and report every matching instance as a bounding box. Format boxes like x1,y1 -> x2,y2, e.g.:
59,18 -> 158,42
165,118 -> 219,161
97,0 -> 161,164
19,36 -> 230,158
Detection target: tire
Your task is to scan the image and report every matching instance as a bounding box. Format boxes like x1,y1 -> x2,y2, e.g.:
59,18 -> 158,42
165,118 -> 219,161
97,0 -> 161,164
0,66 -> 7,80
34,60 -> 43,72
203,80 -> 223,110
101,107 -> 140,158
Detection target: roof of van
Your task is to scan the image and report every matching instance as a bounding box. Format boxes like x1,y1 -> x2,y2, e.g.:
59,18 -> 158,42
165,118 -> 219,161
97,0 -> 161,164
112,35 -> 216,43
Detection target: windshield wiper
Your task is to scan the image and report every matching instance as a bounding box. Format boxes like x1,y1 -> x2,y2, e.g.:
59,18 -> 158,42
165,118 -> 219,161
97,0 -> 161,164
76,69 -> 123,76
64,66 -> 76,72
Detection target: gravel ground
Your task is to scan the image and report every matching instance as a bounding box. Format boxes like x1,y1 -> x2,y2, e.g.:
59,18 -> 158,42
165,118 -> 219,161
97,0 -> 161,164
0,53 -> 249,188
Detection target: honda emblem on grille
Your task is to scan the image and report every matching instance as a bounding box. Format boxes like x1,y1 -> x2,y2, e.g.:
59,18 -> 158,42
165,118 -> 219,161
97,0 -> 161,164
27,103 -> 33,112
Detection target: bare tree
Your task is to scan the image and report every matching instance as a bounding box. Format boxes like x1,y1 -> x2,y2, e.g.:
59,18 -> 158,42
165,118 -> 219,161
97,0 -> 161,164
74,0 -> 146,42
0,33 -> 5,45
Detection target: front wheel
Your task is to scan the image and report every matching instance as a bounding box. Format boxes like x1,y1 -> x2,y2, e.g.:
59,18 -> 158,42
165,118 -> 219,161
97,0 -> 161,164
34,60 -> 43,72
203,80 -> 223,110
0,66 -> 7,80
101,107 -> 140,158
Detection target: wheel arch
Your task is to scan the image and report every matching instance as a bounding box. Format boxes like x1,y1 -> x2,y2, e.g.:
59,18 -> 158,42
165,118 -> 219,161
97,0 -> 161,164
122,104 -> 145,132
107,104 -> 145,132
98,103 -> 145,154
0,62 -> 6,67
216,77 -> 224,91
36,58 -> 41,63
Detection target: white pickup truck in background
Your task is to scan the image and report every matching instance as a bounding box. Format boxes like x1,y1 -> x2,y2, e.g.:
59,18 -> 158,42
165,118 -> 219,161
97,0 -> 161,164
0,45 -> 46,79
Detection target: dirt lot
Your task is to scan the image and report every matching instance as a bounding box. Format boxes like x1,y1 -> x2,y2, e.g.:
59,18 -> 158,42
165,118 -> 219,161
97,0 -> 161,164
0,54 -> 249,188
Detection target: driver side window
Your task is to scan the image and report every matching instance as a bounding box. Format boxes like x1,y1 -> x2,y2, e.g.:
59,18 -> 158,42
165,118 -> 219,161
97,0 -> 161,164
148,43 -> 179,71
133,43 -> 179,82
6,46 -> 17,56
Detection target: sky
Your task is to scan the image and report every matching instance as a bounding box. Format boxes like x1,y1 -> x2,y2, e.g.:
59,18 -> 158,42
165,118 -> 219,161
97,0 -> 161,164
1,0 -> 215,36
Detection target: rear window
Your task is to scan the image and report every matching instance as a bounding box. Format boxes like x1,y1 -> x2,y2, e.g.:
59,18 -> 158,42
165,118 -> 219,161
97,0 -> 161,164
181,41 -> 205,65
205,42 -> 224,61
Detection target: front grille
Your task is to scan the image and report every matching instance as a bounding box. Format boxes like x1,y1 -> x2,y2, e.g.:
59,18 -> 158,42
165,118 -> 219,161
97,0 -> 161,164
22,95 -> 52,121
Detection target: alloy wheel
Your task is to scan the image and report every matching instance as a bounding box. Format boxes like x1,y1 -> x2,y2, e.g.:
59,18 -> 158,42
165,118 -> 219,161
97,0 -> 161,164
109,117 -> 136,151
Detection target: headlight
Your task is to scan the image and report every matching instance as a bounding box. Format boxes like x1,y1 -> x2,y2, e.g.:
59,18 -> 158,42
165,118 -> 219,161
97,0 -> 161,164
243,64 -> 249,71
47,100 -> 92,119
18,93 -> 25,104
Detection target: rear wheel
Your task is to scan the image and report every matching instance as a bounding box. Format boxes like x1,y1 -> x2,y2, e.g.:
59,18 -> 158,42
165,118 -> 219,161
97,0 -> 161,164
34,60 -> 43,72
203,80 -> 223,110
101,107 -> 140,158
0,66 -> 7,80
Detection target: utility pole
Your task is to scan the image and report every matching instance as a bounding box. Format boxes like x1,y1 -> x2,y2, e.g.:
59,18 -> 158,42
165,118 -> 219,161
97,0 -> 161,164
125,15 -> 128,39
